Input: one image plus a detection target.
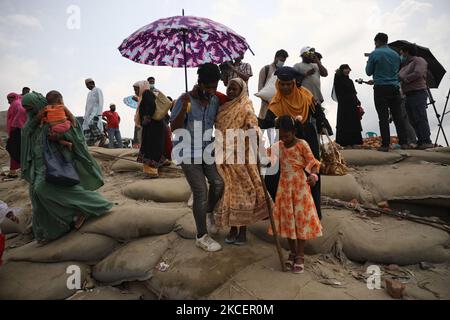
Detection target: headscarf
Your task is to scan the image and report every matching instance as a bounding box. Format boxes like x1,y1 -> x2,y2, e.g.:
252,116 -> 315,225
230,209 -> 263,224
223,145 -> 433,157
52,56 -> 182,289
268,80 -> 315,124
133,80 -> 151,127
6,93 -> 27,134
0,200 -> 21,224
216,78 -> 255,131
20,92 -> 48,182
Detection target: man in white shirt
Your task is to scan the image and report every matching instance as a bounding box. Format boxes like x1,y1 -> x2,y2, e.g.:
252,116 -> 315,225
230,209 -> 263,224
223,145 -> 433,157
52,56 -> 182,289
294,47 -> 328,105
257,49 -> 289,119
83,78 -> 104,146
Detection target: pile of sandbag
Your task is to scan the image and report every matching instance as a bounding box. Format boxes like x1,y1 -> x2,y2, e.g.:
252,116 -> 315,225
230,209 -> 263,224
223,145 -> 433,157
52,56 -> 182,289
249,208 -> 450,266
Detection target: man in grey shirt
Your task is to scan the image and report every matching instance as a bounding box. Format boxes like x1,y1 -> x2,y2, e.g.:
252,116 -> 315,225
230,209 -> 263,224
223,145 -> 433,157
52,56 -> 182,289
294,47 -> 328,105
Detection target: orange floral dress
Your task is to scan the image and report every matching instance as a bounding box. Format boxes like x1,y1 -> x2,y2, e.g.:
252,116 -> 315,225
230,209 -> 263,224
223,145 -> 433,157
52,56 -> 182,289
268,140 -> 322,240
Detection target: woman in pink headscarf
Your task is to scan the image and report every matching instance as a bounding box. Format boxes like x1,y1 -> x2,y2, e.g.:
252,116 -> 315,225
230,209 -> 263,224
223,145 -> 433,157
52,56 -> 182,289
5,93 -> 27,179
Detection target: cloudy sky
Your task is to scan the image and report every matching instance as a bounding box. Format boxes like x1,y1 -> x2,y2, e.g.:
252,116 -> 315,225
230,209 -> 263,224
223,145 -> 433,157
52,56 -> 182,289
1,0 -> 449,144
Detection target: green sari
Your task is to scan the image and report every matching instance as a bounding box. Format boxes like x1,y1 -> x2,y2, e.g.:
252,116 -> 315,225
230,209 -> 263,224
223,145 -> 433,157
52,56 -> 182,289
21,92 -> 112,241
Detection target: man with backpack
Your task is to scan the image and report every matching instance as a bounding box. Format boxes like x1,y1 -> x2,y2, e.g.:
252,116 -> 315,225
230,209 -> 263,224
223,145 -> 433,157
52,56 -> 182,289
257,49 -> 289,119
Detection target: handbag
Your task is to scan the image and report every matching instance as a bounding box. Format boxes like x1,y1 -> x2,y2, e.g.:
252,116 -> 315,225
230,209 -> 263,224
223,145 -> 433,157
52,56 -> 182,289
357,106 -> 365,120
320,132 -> 348,176
152,91 -> 173,121
43,135 -> 80,186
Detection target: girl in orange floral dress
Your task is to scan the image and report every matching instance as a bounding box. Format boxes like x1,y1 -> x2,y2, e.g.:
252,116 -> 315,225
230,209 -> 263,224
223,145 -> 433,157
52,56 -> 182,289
268,115 -> 322,274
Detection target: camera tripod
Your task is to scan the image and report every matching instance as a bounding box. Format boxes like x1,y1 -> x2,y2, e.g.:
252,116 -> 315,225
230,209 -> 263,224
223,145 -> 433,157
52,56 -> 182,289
427,86 -> 449,147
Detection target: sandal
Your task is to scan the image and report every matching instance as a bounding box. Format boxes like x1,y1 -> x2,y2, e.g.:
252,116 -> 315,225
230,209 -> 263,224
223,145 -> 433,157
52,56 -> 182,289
285,253 -> 296,271
292,256 -> 305,274
74,215 -> 86,230
234,232 -> 247,246
2,174 -> 18,181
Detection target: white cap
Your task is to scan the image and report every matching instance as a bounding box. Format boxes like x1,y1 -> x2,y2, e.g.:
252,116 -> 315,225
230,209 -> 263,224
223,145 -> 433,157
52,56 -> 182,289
300,46 -> 312,56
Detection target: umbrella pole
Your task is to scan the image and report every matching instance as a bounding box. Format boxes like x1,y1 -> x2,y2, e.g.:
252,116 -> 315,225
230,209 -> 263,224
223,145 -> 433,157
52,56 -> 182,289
182,9 -> 188,93
183,32 -> 188,93
427,87 -> 449,147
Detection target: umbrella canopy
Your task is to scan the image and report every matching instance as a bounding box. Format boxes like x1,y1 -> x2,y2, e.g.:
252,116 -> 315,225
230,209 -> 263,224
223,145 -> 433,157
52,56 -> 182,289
123,95 -> 137,109
389,40 -> 447,89
118,15 -> 253,68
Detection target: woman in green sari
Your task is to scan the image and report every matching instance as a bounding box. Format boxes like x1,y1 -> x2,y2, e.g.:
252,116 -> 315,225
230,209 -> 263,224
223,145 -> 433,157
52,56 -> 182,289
21,92 -> 112,243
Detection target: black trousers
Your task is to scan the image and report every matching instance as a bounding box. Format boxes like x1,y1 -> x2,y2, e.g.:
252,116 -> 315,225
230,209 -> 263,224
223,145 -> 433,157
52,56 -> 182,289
374,85 -> 408,146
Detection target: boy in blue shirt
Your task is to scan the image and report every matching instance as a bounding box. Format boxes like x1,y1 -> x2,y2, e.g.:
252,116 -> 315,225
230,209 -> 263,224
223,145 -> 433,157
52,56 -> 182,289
170,63 -> 224,252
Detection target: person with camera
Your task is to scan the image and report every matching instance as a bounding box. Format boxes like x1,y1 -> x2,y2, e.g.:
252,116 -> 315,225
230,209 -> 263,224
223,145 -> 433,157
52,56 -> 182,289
365,33 -> 408,152
220,54 -> 253,89
294,47 -> 328,107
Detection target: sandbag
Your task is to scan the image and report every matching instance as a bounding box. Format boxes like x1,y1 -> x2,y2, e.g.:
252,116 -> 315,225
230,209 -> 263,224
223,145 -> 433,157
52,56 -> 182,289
174,213 -> 197,239
359,163 -> 450,203
81,205 -> 190,240
208,255 -> 390,300
111,157 -> 143,172
0,208 -> 31,235
340,213 -> 450,265
67,286 -> 142,300
427,147 -> 450,153
254,74 -> 277,102
92,234 -> 175,285
250,209 -> 450,266
147,236 -> 272,299
248,212 -> 344,254
6,232 -> 118,263
0,261 -> 89,300
393,149 -> 450,165
123,178 -> 191,202
341,150 -> 404,166
88,147 -> 137,161
321,174 -> 371,203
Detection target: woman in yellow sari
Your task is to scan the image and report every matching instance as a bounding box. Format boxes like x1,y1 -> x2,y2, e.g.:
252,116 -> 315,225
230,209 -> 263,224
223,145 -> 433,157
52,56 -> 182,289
214,78 -> 270,245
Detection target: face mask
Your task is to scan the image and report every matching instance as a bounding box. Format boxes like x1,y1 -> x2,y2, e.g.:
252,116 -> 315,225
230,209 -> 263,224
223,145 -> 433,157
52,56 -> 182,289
276,60 -> 285,68
400,56 -> 407,63
149,84 -> 155,89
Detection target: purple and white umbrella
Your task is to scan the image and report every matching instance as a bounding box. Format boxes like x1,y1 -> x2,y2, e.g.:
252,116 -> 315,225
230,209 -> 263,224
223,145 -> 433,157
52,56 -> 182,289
118,14 -> 254,91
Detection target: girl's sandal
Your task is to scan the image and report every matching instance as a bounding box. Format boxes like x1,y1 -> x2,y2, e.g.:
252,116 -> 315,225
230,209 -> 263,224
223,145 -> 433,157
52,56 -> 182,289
285,253 -> 296,271
74,215 -> 86,230
292,256 -> 305,274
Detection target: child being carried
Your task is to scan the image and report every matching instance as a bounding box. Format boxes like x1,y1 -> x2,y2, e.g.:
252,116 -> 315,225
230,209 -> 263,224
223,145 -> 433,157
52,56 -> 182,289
39,90 -> 77,150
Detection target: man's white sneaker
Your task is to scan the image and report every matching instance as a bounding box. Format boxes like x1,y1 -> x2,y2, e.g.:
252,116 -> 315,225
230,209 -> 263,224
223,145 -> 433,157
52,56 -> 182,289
195,234 -> 222,252
206,212 -> 219,235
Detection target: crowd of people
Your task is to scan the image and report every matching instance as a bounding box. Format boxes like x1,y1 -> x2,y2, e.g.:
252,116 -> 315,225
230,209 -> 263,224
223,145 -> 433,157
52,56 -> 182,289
1,32 -> 436,274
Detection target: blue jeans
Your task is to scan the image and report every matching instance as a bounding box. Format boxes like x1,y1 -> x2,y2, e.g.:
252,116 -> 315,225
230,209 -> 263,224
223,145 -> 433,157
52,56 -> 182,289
108,128 -> 123,148
405,90 -> 432,145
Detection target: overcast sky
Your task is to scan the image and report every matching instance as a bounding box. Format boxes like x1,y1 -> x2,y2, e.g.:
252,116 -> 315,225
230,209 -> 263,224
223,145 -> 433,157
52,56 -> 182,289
1,0 -> 449,144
